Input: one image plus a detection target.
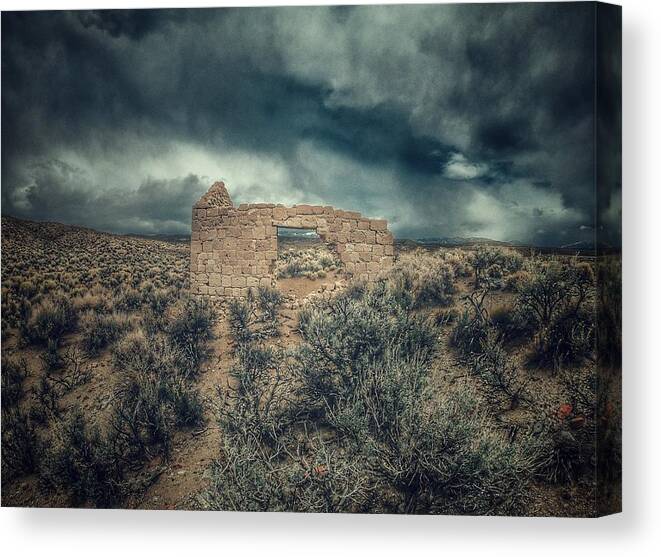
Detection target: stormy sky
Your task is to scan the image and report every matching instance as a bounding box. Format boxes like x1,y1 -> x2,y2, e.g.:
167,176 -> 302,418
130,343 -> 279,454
1,3 -> 621,246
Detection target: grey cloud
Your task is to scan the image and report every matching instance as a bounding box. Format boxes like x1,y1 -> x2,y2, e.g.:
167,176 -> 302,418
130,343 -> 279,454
8,159 -> 207,234
1,4 -> 620,246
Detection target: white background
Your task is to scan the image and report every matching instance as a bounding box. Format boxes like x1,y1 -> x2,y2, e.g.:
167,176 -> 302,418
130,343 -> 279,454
0,0 -> 659,555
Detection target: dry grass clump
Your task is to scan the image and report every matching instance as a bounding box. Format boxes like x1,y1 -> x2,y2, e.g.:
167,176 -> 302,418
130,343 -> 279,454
79,310 -> 132,356
275,243 -> 341,279
22,295 -> 77,347
389,249 -> 459,307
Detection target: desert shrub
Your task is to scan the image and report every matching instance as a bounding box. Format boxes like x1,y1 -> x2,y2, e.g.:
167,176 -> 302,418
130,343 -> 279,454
207,325 -> 538,515
144,287 -> 174,316
468,334 -> 531,411
203,430 -> 373,513
35,373 -> 61,420
40,408 -> 125,507
451,289 -> 492,357
295,282 -> 436,412
412,263 -> 456,307
80,310 -> 131,356
112,287 -> 143,312
1,355 -> 28,410
596,371 -> 622,506
452,309 -> 489,357
469,246 -> 523,289
532,413 -> 596,485
111,332 -> 205,460
23,295 -> 77,346
228,286 -> 282,346
206,276 -> 540,514
17,279 -> 39,298
1,408 -> 42,484
365,385 -> 538,515
534,307 -> 595,368
112,373 -> 176,460
40,339 -> 65,373
218,343 -> 293,448
275,244 -> 341,279
440,249 -> 473,278
516,364 -> 600,486
167,297 -> 217,375
516,260 -> 595,368
388,251 -> 456,308
504,270 -> 530,292
43,346 -> 92,395
434,306 -> 460,326
489,303 -> 537,345
111,329 -> 156,373
71,290 -> 108,313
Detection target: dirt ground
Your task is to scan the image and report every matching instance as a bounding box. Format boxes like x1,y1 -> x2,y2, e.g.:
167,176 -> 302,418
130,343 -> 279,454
1,219 -> 618,515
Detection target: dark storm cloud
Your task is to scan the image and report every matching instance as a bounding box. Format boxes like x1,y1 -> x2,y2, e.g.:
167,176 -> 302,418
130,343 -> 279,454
14,159 -> 207,233
1,4 -> 620,245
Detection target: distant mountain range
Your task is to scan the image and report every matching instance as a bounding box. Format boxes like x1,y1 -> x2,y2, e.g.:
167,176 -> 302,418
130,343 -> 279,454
1,215 -> 619,253
125,232 -> 191,244
414,236 -> 515,247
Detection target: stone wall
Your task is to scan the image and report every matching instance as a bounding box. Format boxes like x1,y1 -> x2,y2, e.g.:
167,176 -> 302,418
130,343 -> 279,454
190,181 -> 394,299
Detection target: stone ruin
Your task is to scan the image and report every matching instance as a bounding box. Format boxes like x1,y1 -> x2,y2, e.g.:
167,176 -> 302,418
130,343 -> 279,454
190,181 -> 394,300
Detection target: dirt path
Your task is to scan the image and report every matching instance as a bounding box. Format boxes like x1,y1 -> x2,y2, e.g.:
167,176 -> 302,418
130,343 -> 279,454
135,271 -> 350,508
134,316 -> 234,509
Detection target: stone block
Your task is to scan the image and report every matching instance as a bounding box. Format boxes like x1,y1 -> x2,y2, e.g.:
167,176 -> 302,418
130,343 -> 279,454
231,276 -> 247,288
376,231 -> 393,245
295,204 -> 314,215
